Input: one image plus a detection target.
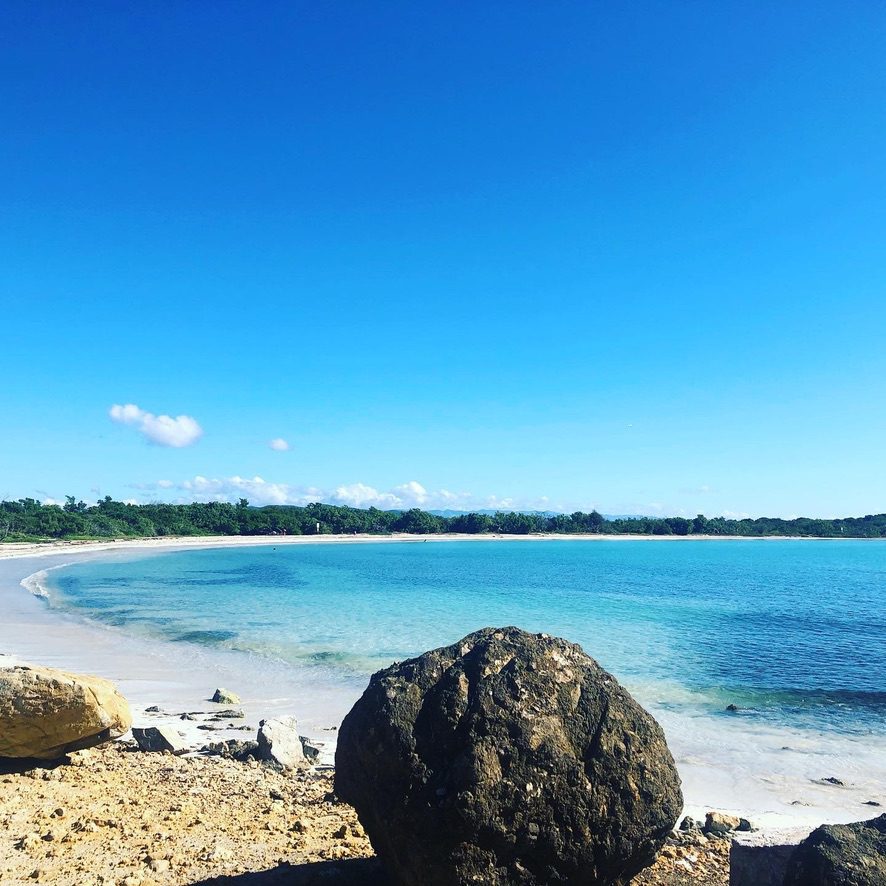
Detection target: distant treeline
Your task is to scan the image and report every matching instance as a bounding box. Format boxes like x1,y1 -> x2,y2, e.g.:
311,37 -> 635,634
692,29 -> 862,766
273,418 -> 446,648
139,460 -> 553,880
1,496 -> 885,541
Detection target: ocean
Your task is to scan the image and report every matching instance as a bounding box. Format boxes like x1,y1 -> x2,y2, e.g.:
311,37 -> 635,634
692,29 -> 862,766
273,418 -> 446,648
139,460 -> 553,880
20,538 -> 886,824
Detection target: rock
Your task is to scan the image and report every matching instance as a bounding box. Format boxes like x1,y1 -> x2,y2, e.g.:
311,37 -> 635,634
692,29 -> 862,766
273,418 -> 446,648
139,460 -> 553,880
211,709 -> 245,720
737,817 -> 753,832
865,801 -> 883,807
704,811 -> 741,835
257,716 -> 305,769
818,776 -> 846,787
145,705 -> 161,713
0,665 -> 131,760
211,688 -> 240,704
784,814 -> 886,885
200,739 -> 259,762
335,626 -> 682,886
730,827 -> 812,886
680,816 -> 702,832
726,703 -> 739,712
131,726 -> 187,754
300,736 -> 321,761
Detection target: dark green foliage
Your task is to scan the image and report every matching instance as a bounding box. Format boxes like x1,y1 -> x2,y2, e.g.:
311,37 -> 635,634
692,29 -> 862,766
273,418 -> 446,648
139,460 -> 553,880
1,498 -> 885,542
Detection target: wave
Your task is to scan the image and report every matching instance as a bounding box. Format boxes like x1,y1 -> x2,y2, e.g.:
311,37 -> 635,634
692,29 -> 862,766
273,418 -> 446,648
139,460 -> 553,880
20,566 -> 65,600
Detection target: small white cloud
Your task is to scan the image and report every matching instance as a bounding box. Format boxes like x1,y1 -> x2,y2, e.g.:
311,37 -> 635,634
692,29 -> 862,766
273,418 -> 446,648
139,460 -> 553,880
109,403 -> 203,448
269,438 -> 290,452
41,497 -> 64,507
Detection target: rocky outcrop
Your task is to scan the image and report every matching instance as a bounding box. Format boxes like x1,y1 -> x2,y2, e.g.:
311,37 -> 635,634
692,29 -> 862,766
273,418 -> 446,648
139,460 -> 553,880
335,626 -> 682,886
257,716 -> 305,769
211,688 -> 241,704
784,814 -> 886,885
0,665 -> 131,760
132,725 -> 187,753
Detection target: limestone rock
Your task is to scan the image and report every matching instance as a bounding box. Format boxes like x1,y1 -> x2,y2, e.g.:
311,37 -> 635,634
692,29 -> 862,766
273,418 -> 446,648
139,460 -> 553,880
784,814 -> 886,885
131,725 -> 187,753
704,811 -> 741,835
257,716 -> 305,769
211,688 -> 241,704
335,626 -> 682,886
0,665 -> 131,760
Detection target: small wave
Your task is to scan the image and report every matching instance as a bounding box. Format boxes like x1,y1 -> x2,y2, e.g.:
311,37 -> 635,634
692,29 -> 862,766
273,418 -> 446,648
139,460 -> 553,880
21,569 -> 53,599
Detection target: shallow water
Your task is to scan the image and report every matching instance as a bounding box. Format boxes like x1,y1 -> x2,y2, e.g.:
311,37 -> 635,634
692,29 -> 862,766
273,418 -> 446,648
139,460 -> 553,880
23,540 -> 886,823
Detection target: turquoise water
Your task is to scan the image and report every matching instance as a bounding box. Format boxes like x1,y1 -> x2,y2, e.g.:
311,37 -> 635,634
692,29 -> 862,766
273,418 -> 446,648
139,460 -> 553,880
43,539 -> 886,738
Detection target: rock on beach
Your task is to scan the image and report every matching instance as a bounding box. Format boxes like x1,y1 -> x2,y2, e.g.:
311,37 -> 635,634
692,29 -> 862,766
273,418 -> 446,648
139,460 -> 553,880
335,626 -> 683,886
784,813 -> 886,885
211,688 -> 241,704
0,664 -> 131,760
257,715 -> 305,769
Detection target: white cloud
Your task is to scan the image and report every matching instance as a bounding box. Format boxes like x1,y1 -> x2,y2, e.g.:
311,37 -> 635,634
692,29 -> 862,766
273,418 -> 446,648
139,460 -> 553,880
269,438 -> 290,452
136,476 -> 481,511
109,403 -> 203,448
176,475 -> 320,507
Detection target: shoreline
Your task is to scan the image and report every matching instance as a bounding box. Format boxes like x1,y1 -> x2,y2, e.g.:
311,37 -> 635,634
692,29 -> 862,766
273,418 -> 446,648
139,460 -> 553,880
1,538 -> 883,834
0,530 -> 869,564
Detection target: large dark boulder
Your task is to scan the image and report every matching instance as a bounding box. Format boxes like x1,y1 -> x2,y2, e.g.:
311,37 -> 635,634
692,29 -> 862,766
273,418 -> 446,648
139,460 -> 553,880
335,627 -> 682,886
784,814 -> 886,885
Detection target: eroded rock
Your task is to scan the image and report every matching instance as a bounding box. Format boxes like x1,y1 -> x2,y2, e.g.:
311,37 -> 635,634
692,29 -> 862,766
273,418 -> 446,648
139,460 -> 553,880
784,814 -> 886,885
257,716 -> 304,769
335,626 -> 682,886
0,665 -> 131,760
131,726 -> 187,754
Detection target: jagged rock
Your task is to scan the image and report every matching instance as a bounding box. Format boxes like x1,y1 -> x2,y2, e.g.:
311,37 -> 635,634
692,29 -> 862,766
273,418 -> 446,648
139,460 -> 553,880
680,816 -> 702,832
211,688 -> 241,704
335,626 -> 682,886
784,814 -> 886,885
201,739 -> 260,761
0,665 -> 131,760
131,726 -> 187,753
300,736 -> 321,761
257,716 -> 305,769
704,811 -> 741,835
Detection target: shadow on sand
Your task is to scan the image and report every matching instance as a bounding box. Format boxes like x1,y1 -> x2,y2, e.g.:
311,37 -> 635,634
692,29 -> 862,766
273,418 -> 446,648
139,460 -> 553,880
193,858 -> 390,885
0,756 -> 69,775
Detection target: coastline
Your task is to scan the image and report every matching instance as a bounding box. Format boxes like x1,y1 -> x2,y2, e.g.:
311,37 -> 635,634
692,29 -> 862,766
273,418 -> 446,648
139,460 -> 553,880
1,536 -> 883,834
0,529 -> 857,564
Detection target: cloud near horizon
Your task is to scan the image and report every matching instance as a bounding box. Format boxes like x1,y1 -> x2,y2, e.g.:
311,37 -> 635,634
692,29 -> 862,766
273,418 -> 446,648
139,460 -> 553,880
268,438 -> 290,451
128,475 -> 545,512
109,403 -> 203,448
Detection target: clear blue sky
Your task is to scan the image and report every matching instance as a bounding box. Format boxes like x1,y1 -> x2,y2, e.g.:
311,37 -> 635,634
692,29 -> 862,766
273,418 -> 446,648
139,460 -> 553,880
3,2 -> 885,517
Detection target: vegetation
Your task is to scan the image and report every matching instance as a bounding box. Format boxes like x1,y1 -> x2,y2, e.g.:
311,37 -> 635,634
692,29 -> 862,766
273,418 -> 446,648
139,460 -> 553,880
1,496 -> 885,542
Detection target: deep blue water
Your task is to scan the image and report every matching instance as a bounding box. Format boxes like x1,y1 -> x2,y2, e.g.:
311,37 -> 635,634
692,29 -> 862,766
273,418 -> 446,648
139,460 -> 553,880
45,540 -> 886,735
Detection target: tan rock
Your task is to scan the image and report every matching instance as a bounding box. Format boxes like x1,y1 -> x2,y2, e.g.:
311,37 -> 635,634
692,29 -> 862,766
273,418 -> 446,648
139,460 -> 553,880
0,665 -> 131,760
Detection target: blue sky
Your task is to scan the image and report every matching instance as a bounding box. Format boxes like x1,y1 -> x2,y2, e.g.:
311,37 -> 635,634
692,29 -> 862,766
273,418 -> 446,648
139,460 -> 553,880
2,2 -> 885,518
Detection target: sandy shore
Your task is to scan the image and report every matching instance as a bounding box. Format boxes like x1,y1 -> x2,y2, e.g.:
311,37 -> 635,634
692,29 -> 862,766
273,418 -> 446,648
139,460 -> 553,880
0,743 -> 731,886
0,529 -> 838,564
